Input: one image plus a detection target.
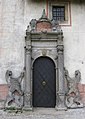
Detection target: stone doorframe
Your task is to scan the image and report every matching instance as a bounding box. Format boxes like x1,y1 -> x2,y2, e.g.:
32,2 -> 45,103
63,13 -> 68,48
23,10 -> 67,111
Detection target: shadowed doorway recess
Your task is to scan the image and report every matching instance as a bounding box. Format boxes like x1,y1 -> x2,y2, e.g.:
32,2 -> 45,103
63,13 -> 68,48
33,57 -> 56,107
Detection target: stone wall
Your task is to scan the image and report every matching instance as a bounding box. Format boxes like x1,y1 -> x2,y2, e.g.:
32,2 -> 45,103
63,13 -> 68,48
0,0 -> 25,84
63,1 -> 85,84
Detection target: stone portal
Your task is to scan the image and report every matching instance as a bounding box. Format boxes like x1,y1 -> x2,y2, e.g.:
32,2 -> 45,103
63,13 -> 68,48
24,9 -> 66,110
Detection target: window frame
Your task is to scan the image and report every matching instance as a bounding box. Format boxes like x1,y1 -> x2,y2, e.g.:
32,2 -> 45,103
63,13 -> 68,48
48,1 -> 71,26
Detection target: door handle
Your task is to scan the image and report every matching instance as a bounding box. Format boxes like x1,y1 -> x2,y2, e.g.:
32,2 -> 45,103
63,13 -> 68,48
42,80 -> 46,86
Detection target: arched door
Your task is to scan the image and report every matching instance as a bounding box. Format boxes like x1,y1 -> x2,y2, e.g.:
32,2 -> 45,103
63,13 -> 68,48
32,57 -> 56,107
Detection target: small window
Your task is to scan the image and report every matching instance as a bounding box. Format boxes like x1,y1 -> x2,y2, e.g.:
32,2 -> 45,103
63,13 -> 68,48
52,6 -> 65,22
48,1 -> 71,26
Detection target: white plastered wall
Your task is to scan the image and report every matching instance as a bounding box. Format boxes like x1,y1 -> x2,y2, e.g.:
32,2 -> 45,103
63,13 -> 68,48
0,0 -> 85,83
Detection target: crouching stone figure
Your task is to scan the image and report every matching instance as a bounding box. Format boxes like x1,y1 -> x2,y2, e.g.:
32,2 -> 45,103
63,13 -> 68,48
4,70 -> 24,109
65,69 -> 84,108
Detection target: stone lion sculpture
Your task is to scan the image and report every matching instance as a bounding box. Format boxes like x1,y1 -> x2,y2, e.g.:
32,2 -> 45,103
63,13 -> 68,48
4,69 -> 25,109
65,69 -> 83,108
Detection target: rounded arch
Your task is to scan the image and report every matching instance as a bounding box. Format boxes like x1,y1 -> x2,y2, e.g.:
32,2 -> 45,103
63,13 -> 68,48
32,56 -> 56,107
32,56 -> 56,68
33,56 -> 56,68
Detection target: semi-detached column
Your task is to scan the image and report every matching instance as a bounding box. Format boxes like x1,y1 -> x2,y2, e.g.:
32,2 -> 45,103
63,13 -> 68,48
24,34 -> 32,110
56,45 -> 67,110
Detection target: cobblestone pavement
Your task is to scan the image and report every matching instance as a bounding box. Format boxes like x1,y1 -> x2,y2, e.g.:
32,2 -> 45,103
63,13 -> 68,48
0,108 -> 85,119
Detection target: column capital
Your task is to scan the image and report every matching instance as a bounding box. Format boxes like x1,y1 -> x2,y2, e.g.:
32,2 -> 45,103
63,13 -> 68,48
57,45 -> 64,53
24,46 -> 31,54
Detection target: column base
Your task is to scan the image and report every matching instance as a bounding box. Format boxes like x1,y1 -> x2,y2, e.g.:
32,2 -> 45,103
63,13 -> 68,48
23,106 -> 33,111
55,105 -> 67,111
55,93 -> 67,111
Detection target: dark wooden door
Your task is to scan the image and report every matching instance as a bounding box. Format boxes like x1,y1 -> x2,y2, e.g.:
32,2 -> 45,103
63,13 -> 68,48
32,57 -> 56,107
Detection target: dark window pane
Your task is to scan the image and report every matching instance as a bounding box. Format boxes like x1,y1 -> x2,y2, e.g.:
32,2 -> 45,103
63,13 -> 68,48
52,6 -> 65,22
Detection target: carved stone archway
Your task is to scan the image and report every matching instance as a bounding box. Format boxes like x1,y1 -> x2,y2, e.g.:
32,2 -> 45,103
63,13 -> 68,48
24,10 -> 67,110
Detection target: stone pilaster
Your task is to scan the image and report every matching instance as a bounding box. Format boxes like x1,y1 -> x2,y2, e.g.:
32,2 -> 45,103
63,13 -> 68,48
23,33 -> 32,110
56,45 -> 67,110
